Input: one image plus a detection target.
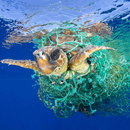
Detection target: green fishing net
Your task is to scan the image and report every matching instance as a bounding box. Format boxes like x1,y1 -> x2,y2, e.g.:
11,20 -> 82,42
32,26 -> 130,118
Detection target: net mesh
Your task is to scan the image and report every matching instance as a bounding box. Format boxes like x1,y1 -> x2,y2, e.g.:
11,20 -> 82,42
32,26 -> 130,118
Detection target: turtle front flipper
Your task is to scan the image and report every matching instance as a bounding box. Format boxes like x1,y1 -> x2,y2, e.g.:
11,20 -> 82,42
1,59 -> 39,71
69,45 -> 115,75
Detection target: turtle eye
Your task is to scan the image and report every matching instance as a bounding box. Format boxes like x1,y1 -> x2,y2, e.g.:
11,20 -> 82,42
42,51 -> 45,55
50,49 -> 60,61
37,53 -> 40,57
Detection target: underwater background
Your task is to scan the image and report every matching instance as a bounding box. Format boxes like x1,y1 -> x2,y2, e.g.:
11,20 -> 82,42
0,0 -> 130,130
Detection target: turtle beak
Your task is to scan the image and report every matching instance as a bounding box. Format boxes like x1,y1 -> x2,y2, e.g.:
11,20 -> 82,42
33,51 -> 53,74
33,51 -> 48,68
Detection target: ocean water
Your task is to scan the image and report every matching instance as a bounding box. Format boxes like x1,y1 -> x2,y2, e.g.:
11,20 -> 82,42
0,0 -> 130,130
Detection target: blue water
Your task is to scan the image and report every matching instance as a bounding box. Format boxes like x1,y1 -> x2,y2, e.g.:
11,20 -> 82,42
0,0 -> 130,130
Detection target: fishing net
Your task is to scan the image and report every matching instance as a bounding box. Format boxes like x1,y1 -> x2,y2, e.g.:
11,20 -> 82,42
32,26 -> 130,118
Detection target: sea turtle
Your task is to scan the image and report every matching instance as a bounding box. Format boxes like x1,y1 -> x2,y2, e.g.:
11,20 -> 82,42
1,42 -> 115,79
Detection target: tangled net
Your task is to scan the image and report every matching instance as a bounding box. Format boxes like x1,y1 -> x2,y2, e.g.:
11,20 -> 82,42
32,26 -> 130,118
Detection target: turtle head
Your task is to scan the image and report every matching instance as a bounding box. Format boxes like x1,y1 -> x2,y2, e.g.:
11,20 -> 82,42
33,46 -> 68,76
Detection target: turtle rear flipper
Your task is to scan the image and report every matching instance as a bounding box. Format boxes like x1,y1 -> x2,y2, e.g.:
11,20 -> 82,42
1,59 -> 39,72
